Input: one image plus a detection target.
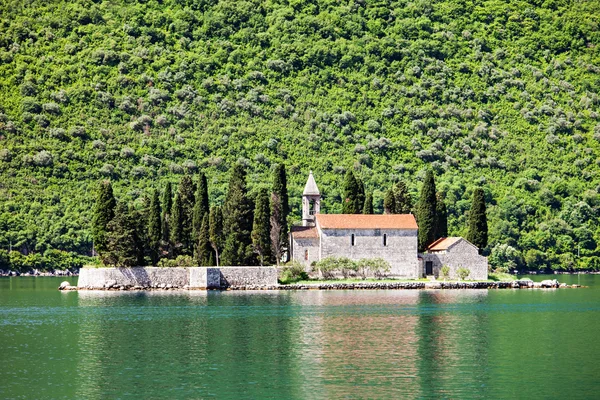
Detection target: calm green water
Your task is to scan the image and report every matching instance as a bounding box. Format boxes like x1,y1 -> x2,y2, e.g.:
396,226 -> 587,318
1,276 -> 600,399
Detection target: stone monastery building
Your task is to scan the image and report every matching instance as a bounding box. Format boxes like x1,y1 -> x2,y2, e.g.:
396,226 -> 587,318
290,172 -> 488,280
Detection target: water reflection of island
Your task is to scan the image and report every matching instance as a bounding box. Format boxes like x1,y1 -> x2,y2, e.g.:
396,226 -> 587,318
75,290 -> 490,398
292,290 -> 490,398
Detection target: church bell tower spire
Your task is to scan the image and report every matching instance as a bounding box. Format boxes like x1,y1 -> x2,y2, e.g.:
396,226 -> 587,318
302,171 -> 320,226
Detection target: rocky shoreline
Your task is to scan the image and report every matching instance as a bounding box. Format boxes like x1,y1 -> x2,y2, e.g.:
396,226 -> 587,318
2,269 -> 78,277
60,279 -> 582,291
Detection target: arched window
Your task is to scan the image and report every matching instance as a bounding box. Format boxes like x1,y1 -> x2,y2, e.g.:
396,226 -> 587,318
351,234 -> 355,246
304,249 -> 309,261
383,234 -> 387,246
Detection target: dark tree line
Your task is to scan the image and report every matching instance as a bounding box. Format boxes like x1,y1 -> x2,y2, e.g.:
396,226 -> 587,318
92,164 -> 290,267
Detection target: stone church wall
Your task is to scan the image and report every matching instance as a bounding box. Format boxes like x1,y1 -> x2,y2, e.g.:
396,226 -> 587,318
320,228 -> 419,278
291,237 -> 320,272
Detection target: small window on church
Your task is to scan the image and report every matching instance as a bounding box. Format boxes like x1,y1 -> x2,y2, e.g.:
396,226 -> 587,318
351,234 -> 355,246
383,234 -> 387,246
305,250 -> 309,261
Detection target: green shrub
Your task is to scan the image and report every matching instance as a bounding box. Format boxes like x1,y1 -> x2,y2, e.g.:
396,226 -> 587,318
457,267 -> 471,281
440,265 -> 450,280
356,258 -> 392,279
279,261 -> 308,284
157,255 -> 195,268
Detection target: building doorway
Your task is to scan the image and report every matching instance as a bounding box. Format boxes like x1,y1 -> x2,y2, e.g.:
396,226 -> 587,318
425,261 -> 433,276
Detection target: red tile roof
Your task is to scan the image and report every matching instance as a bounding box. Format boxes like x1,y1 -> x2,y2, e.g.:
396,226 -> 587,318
315,214 -> 418,230
426,237 -> 463,251
291,226 -> 319,238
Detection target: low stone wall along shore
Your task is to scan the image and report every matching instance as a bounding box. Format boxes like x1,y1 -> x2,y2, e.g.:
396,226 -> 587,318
75,266 -> 278,290
61,269 -> 582,291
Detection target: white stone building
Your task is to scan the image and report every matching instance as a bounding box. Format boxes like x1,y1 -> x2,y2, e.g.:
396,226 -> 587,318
290,172 -> 488,280
420,237 -> 488,280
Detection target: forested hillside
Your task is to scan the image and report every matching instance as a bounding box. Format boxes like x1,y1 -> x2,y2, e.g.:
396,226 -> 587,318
0,0 -> 599,271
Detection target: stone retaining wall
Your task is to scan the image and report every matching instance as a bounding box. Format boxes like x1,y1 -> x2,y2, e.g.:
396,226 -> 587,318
77,266 -> 278,290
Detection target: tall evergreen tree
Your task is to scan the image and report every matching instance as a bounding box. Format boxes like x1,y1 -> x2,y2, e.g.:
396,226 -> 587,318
272,164 -> 289,217
356,176 -> 365,213
170,193 -> 183,255
383,188 -> 396,214
394,181 -> 413,214
467,188 -> 488,253
91,180 -> 116,255
161,182 -> 173,243
272,164 -> 289,259
177,175 -> 196,255
435,192 -> 448,239
221,164 -> 254,266
102,203 -> 139,267
131,205 -> 147,266
148,189 -> 162,264
192,172 -> 209,256
270,193 -> 284,266
416,170 -> 437,252
363,192 -> 374,214
209,206 -> 224,267
342,170 -> 361,214
197,213 -> 213,266
251,188 -> 272,266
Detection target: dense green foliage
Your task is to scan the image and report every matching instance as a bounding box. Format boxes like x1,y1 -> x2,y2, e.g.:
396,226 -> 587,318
197,213 -> 213,265
251,187 -> 272,265
102,203 -> 143,267
209,205 -> 224,266
393,182 -> 413,214
221,164 -> 254,265
91,180 -> 116,254
192,171 -> 209,254
0,249 -> 95,272
271,164 -> 289,252
467,187 -> 488,251
148,188 -> 162,264
416,170 -> 437,251
341,169 -> 362,213
363,192 -> 374,214
436,192 -> 448,238
314,256 -> 392,279
1,0 -> 600,271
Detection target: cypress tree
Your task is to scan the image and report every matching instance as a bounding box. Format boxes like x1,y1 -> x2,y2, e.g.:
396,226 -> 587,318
272,164 -> 289,217
161,182 -> 173,243
209,206 -> 224,267
131,205 -> 147,266
356,176 -> 365,213
91,180 -> 116,255
192,172 -> 209,256
342,170 -> 360,214
272,164 -> 289,258
435,192 -> 448,239
416,170 -> 437,252
394,181 -> 413,214
270,193 -> 284,266
383,188 -> 396,214
251,188 -> 272,266
197,213 -> 213,266
177,175 -> 195,255
102,203 -> 138,267
363,192 -> 374,214
148,189 -> 162,264
170,193 -> 183,255
221,164 -> 254,266
467,188 -> 488,252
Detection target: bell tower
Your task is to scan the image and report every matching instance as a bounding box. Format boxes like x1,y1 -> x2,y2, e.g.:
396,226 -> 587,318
302,171 -> 321,226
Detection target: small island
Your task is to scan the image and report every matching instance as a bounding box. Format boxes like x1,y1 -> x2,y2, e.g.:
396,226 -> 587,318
63,168 -> 577,291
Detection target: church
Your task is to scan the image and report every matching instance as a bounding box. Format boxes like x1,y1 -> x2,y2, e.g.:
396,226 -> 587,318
290,172 -> 488,280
